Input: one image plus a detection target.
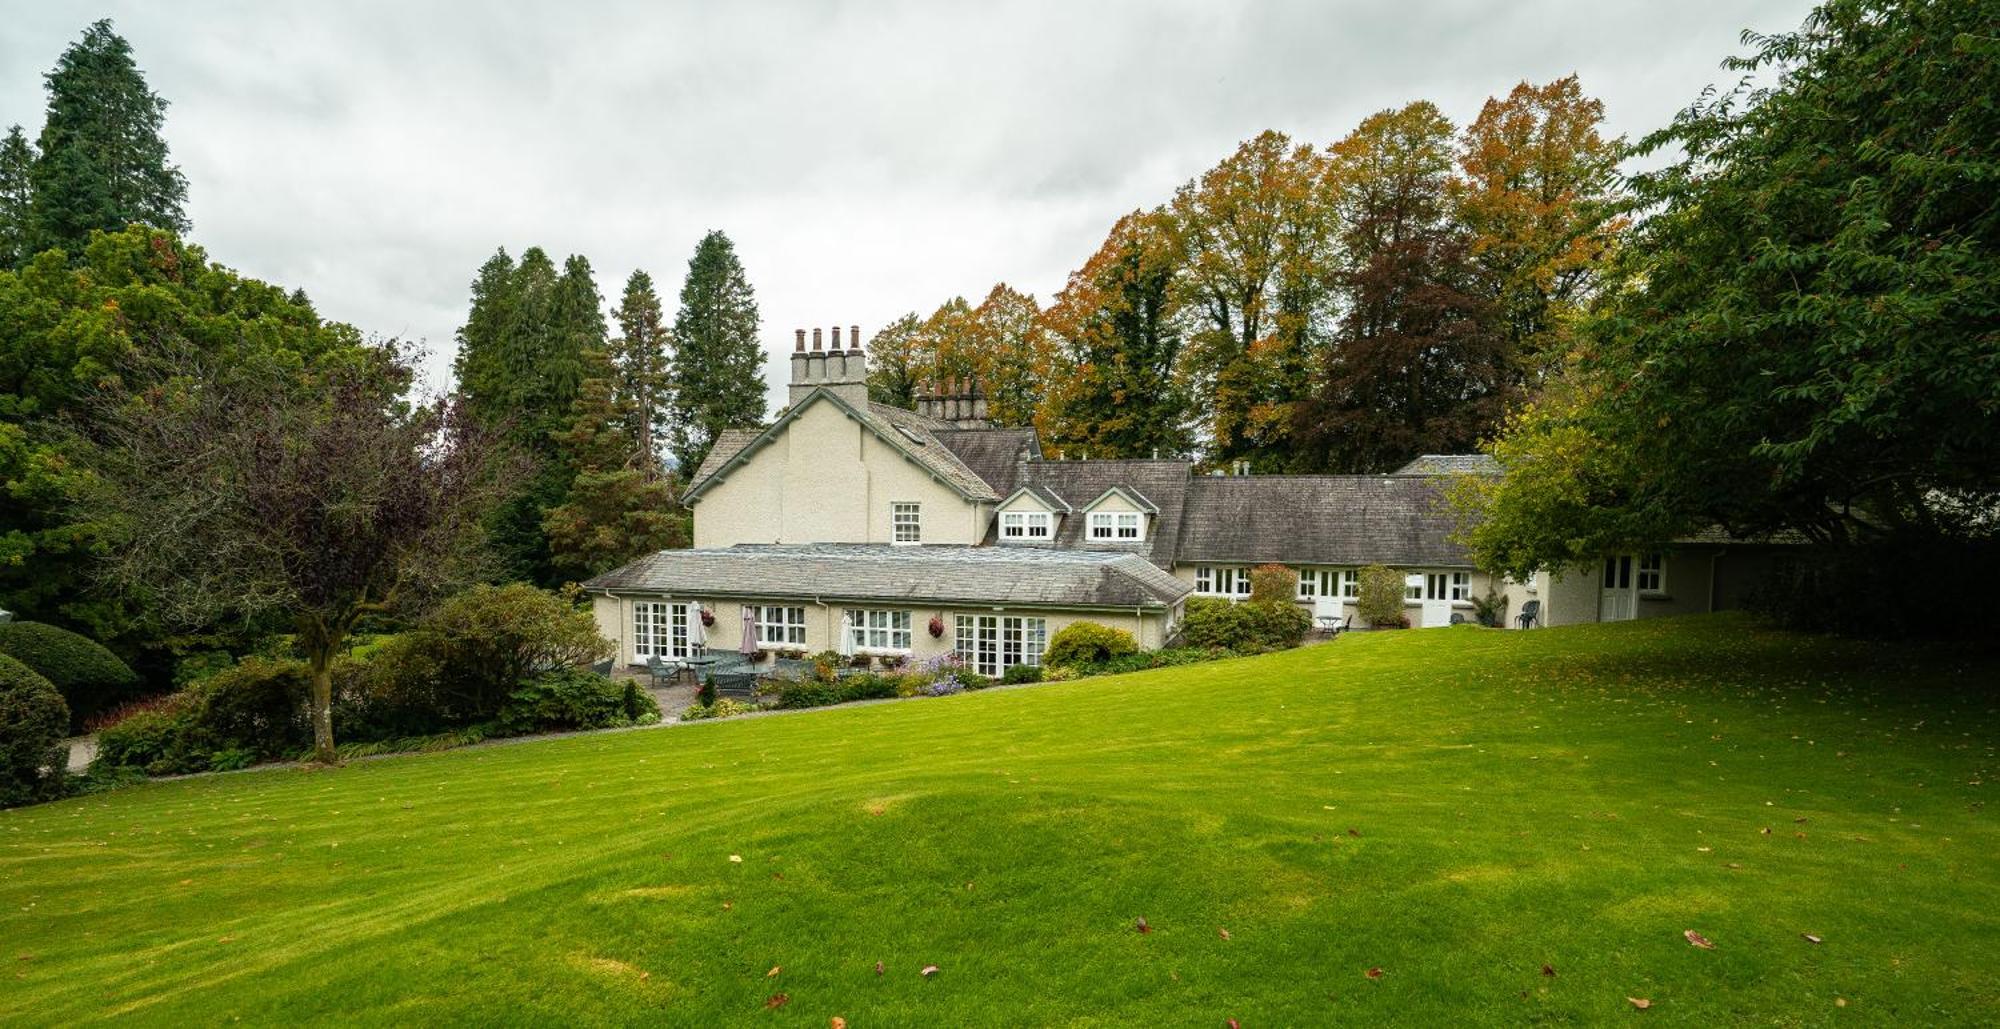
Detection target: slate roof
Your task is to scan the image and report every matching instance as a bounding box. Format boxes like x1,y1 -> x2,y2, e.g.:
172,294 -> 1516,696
681,391 -> 1001,503
584,543 -> 1191,610
1393,453 -> 1500,476
1175,474 -> 1474,568
1000,483 -> 1072,512
999,459 -> 1198,568
932,427 -> 1041,495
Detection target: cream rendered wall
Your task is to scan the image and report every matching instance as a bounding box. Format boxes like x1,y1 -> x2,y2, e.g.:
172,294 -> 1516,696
692,397 -> 983,548
591,592 -> 1166,669
1168,564 -> 1502,627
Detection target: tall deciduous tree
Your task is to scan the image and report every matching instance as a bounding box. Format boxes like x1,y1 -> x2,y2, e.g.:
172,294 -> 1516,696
1170,130 -> 1334,469
77,343 -> 516,762
1464,0 -> 2000,590
28,20 -> 188,257
964,284 -> 1050,427
1457,76 -> 1625,370
610,270 -> 671,477
865,313 -> 926,408
1300,102 -> 1508,473
669,230 -> 765,474
1039,209 -> 1193,458
0,127 -> 34,268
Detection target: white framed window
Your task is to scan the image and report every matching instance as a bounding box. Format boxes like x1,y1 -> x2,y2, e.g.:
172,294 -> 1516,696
1194,566 -> 1251,598
754,605 -> 807,646
1087,511 -> 1143,541
1406,576 -> 1425,601
849,609 -> 912,651
954,615 -> 1047,676
633,601 -> 691,659
1637,553 -> 1665,593
1298,568 -> 1360,600
1449,572 -> 1471,601
892,502 -> 921,544
1000,510 -> 1052,540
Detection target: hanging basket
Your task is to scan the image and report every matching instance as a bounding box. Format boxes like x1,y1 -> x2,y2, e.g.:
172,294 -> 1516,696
927,614 -> 946,639
699,607 -> 716,628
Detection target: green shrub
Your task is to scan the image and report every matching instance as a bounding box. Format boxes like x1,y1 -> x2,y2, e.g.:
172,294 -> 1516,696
405,584 -> 613,721
1248,563 -> 1296,605
680,698 -> 756,721
1471,588 -> 1508,628
1044,622 -> 1139,668
0,654 -> 70,808
495,668 -> 657,735
0,621 -> 140,731
1078,647 -> 1229,677
1177,597 -> 1308,651
1239,599 -> 1311,649
1179,597 -> 1249,649
93,701 -> 198,775
1357,564 -> 1408,628
93,657 -> 311,776
1043,665 -> 1081,682
1001,664 -> 1044,685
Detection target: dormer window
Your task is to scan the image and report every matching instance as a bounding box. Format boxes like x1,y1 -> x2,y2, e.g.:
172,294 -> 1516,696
1001,511 -> 1051,540
1088,511 -> 1142,541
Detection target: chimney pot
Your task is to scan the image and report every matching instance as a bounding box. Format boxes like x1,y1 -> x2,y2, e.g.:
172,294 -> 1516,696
849,325 -> 861,351
812,328 -> 823,351
794,329 -> 806,352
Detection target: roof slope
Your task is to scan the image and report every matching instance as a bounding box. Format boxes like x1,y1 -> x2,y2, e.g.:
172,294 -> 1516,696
585,543 -> 1191,609
688,429 -> 761,487
932,427 -> 1040,496
1393,453 -> 1500,476
1176,475 -> 1473,568
1004,459 -> 1196,568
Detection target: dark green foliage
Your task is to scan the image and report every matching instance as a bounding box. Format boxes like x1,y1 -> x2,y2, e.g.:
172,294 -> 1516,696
1356,565 -> 1407,628
1001,664 -> 1044,685
669,230 -> 765,475
93,657 -> 309,776
365,584 -> 612,725
542,378 -> 689,580
1179,597 -> 1311,650
1073,647 -> 1226,678
1043,622 -> 1139,668
1748,539 -> 1997,641
0,620 -> 139,730
0,653 -> 68,807
27,20 -> 188,257
0,126 -> 33,268
494,668 -> 657,735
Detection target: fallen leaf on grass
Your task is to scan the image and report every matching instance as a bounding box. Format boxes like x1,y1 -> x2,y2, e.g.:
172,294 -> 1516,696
1218,928 -> 1232,940
1760,827 -> 1772,836
1801,933 -> 1822,944
765,993 -> 789,1010
1628,997 -> 1651,1010
831,1018 -> 847,1029
1228,1020 -> 1241,1028
1684,929 -> 1715,949
1836,997 -> 1847,1008
728,854 -> 743,863
1541,964 -> 1556,977
767,965 -> 781,977
1365,967 -> 1384,979
921,964 -> 940,977
874,961 -> 884,976
217,936 -> 236,944
1135,917 -> 1152,934
1347,828 -> 1362,838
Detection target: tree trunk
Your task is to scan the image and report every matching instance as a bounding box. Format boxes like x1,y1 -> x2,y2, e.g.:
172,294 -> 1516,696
300,619 -> 345,765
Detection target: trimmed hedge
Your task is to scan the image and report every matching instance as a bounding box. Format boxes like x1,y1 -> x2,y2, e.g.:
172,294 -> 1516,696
0,621 -> 140,730
1044,622 -> 1139,668
0,653 -> 70,808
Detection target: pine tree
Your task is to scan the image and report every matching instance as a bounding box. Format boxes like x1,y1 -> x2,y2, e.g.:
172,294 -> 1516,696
610,270 -> 671,478
668,231 -> 765,475
29,20 -> 189,257
543,379 -> 689,580
0,127 -> 35,268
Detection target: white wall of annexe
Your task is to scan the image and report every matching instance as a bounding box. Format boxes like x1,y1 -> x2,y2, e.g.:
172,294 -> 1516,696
591,593 -> 1170,671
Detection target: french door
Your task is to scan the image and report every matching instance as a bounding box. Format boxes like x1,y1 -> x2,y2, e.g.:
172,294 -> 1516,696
1599,556 -> 1636,621
633,601 -> 694,660
954,615 -> 1048,676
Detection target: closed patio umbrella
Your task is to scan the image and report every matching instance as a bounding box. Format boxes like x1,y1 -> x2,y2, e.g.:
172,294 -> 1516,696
689,606 -> 708,652
837,611 -> 856,658
739,606 -> 758,657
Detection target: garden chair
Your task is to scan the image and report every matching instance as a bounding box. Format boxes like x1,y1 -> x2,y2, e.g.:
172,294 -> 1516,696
645,654 -> 685,687
1515,599 -> 1540,630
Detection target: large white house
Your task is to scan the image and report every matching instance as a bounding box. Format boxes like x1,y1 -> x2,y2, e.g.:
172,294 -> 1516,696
584,326 -> 1787,675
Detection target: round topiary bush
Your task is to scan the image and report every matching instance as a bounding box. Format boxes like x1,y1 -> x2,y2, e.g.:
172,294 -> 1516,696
0,621 -> 140,730
0,653 -> 70,808
1044,621 -> 1139,669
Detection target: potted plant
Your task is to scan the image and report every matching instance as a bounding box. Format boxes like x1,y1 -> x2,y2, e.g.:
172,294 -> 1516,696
928,614 -> 945,639
698,607 -> 716,628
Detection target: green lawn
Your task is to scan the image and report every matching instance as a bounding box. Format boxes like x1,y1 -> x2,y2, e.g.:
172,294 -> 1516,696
3,615 -> 1995,1025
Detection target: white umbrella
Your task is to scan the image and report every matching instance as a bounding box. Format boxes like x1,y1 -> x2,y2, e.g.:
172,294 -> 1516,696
739,606 -> 758,657
837,611 -> 856,658
689,606 -> 708,652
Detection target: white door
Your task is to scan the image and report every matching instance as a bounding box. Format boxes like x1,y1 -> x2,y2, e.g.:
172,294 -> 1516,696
1599,556 -> 1636,621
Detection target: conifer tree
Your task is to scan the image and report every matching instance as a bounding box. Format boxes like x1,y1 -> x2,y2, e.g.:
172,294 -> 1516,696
668,231 -> 765,475
452,248 -> 519,427
610,270 -> 671,477
0,127 -> 34,268
28,20 -> 188,256
543,379 -> 689,579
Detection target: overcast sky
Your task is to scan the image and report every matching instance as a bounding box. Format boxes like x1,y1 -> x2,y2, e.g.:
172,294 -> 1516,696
2,0 -> 1818,406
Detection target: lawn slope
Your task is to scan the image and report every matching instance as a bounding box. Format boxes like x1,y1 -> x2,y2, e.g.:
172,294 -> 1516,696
2,614 -> 1995,1025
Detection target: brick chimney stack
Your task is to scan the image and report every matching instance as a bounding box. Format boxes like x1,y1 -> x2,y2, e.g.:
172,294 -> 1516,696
913,375 -> 993,428
788,323 -> 869,410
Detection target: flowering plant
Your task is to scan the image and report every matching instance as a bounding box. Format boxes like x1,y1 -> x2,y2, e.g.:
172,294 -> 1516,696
927,614 -> 946,638
698,607 -> 716,628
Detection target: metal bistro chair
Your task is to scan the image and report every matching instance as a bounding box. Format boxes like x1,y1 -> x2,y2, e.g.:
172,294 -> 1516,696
1515,599 -> 1541,630
645,654 -> 685,687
